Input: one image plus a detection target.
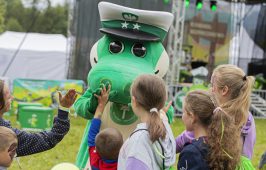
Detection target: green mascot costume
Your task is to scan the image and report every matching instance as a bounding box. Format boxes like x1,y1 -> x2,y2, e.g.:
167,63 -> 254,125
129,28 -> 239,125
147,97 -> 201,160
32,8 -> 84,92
74,2 -> 174,169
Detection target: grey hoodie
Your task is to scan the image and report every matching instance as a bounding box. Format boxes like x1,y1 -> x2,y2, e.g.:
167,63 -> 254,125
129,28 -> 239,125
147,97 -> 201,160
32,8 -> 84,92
118,115 -> 176,170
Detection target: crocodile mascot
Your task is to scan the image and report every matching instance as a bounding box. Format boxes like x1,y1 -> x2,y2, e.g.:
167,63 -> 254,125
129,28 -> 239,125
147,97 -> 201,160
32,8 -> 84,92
74,2 -> 174,168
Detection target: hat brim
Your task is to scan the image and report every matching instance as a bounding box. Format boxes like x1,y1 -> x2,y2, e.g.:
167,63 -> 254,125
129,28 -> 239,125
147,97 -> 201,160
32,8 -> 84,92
100,28 -> 160,42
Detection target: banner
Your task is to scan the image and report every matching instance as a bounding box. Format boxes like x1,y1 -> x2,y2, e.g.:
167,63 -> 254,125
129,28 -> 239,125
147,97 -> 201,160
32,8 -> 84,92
12,79 -> 85,112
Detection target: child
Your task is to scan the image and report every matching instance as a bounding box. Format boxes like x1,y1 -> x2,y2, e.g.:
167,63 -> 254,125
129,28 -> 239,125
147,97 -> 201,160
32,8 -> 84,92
0,80 -> 77,156
176,64 -> 256,160
88,85 -> 123,170
118,74 -> 176,170
178,90 -> 241,170
0,126 -> 18,169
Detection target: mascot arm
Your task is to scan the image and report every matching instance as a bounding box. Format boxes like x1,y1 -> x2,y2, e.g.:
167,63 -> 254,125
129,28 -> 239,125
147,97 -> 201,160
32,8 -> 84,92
74,88 -> 98,119
165,102 -> 175,124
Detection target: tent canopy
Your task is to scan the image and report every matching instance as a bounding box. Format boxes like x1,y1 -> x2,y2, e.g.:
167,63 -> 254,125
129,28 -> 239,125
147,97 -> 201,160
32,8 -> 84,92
0,31 -> 68,82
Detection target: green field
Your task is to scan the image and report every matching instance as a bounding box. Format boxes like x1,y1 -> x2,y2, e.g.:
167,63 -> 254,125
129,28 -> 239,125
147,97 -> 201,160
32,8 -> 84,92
6,115 -> 266,170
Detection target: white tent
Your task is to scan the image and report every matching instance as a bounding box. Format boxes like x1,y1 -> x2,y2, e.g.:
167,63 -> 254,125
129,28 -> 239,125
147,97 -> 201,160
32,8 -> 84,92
0,31 -> 69,82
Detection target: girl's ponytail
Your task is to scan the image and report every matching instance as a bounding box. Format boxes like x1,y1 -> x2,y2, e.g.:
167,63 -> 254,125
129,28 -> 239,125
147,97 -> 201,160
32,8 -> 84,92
131,74 -> 167,143
148,108 -> 166,143
213,64 -> 254,128
185,90 -> 242,169
207,108 -> 241,170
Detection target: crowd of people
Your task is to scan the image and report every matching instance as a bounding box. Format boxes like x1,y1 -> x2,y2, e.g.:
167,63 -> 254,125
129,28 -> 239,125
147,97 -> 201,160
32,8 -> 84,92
0,64 -> 263,170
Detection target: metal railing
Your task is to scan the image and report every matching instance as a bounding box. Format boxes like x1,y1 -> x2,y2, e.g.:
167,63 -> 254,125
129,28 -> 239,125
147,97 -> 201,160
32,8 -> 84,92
168,85 -> 266,118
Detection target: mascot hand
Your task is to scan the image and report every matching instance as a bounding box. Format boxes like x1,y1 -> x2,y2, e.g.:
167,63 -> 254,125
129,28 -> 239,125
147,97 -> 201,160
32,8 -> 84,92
99,82 -> 117,101
87,88 -> 100,113
87,83 -> 106,113
163,101 -> 174,124
88,82 -> 117,113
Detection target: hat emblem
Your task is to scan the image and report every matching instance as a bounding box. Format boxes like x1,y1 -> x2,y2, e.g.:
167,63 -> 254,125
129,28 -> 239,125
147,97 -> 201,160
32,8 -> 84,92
122,12 -> 138,21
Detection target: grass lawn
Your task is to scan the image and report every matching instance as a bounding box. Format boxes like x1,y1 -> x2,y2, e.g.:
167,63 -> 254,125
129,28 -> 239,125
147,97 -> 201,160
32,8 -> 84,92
6,114 -> 266,170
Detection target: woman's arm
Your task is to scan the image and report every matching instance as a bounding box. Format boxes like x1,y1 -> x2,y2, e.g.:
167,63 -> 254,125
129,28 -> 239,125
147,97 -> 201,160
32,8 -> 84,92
241,112 -> 256,159
0,109 -> 70,156
175,130 -> 195,153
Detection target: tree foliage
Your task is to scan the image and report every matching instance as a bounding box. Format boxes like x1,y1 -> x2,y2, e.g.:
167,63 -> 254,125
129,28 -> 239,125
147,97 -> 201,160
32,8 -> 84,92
3,0 -> 68,36
0,0 -> 6,33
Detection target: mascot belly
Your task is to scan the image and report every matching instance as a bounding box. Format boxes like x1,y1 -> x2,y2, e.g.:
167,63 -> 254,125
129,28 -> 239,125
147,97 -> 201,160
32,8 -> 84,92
74,2 -> 174,168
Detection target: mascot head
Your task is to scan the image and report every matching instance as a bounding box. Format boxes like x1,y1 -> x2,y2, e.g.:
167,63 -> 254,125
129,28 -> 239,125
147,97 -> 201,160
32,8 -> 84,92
88,2 -> 173,105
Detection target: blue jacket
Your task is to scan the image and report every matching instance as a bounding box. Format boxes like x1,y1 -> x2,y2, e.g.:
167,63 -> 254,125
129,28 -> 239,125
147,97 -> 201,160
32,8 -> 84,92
0,109 -> 70,156
178,137 -> 209,170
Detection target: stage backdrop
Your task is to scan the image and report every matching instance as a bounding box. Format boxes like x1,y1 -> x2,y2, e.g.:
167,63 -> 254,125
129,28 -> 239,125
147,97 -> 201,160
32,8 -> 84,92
183,0 -> 233,66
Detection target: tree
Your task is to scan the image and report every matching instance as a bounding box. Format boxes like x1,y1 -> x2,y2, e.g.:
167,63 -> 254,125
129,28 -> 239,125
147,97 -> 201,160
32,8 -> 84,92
4,0 -> 69,36
6,17 -> 23,31
33,3 -> 69,36
5,0 -> 26,32
0,0 -> 6,33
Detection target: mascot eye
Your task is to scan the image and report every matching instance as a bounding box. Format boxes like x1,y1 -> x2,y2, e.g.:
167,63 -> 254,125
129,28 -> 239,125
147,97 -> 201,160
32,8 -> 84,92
131,43 -> 146,58
109,41 -> 124,54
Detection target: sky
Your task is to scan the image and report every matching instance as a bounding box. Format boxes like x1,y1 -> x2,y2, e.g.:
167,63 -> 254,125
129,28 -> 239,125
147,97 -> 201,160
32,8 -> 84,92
50,0 -> 66,6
